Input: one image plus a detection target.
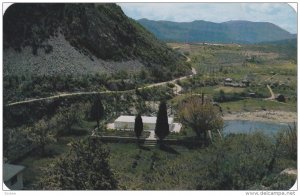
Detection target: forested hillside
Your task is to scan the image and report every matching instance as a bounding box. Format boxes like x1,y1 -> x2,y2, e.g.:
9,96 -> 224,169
3,3 -> 190,102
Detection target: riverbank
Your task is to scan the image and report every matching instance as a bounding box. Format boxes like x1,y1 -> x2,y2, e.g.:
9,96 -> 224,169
223,110 -> 297,123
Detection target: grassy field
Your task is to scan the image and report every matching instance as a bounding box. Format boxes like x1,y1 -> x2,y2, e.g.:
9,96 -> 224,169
107,143 -> 202,190
169,42 -> 297,113
106,137 -> 296,190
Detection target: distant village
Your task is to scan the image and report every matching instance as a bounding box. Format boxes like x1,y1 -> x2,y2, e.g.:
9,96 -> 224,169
223,77 -> 250,88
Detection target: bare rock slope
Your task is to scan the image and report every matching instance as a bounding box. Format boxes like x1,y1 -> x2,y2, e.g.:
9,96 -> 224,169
4,3 -> 189,78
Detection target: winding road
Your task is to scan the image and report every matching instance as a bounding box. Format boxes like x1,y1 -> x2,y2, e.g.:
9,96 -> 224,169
6,57 -> 196,107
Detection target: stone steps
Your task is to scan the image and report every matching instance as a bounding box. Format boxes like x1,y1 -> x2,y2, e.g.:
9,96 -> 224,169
144,139 -> 157,147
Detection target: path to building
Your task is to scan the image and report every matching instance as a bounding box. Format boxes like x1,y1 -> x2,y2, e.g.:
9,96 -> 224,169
6,55 -> 196,107
266,84 -> 275,100
146,131 -> 156,140
144,131 -> 157,147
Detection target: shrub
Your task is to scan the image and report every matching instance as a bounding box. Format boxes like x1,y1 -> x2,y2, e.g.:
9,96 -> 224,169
276,124 -> 297,161
276,94 -> 286,102
166,83 -> 175,88
40,138 -> 118,190
197,133 -> 275,190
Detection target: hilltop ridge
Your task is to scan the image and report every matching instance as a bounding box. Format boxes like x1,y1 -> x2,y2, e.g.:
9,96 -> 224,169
138,18 -> 296,43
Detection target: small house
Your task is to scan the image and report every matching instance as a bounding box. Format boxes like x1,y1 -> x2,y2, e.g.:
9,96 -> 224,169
224,78 -> 233,86
3,163 -> 25,190
225,78 -> 233,83
114,115 -> 174,132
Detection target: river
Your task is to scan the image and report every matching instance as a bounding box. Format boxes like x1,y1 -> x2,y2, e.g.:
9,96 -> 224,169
223,120 -> 291,136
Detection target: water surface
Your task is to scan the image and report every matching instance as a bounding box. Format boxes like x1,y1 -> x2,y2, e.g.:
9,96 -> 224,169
223,120 -> 291,135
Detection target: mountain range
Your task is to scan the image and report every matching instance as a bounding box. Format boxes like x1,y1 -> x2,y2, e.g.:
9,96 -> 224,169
138,19 -> 296,44
3,4 -> 189,79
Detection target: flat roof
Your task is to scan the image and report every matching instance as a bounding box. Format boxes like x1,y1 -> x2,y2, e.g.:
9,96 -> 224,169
115,115 -> 173,124
3,164 -> 25,181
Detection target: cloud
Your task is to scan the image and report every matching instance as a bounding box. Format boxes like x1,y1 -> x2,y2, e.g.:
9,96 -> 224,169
118,3 -> 297,33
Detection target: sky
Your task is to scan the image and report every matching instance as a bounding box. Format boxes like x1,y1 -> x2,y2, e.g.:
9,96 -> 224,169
118,3 -> 297,34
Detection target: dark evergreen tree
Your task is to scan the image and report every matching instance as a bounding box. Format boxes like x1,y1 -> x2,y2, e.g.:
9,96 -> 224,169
155,101 -> 169,142
40,138 -> 118,190
91,96 -> 104,130
134,114 -> 143,143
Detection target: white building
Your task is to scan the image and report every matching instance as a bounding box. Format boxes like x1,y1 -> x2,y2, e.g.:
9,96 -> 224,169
3,163 -> 25,190
114,115 -> 174,132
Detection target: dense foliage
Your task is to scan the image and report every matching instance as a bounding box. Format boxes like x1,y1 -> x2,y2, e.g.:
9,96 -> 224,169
106,129 -> 296,190
196,132 -> 292,190
276,124 -> 297,161
26,118 -> 57,156
178,96 -> 224,143
40,138 -> 118,190
205,134 -> 266,189
4,103 -> 86,161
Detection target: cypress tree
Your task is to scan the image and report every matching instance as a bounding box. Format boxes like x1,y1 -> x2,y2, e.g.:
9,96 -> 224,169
91,96 -> 104,130
134,114 -> 143,143
155,101 -> 169,142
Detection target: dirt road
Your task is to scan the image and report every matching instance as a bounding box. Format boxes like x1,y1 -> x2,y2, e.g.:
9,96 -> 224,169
7,64 -> 197,107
